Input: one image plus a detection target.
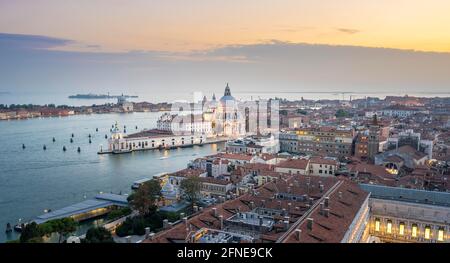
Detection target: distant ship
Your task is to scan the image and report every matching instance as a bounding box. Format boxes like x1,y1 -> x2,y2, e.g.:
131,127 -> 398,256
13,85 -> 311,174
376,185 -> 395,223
68,93 -> 138,99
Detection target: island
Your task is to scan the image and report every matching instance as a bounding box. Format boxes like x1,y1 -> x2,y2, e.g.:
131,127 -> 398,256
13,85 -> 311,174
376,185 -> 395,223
68,93 -> 138,99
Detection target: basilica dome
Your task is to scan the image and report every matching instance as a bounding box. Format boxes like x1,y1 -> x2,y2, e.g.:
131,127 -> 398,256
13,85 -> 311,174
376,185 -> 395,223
219,83 -> 235,105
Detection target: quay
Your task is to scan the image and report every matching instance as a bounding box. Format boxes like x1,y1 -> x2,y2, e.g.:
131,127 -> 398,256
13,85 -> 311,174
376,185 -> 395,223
98,124 -> 228,155
33,193 -> 129,224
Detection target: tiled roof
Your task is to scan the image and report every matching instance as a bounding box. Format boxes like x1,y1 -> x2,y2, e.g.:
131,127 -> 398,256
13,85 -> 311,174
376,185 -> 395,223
144,175 -> 367,243
276,159 -> 309,170
282,181 -> 369,243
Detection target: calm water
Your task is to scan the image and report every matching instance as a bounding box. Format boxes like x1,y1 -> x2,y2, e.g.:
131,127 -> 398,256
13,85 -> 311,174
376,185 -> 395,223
0,112 -> 223,242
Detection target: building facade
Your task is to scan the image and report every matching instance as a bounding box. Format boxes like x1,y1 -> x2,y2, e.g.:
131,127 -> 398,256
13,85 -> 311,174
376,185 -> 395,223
280,126 -> 355,158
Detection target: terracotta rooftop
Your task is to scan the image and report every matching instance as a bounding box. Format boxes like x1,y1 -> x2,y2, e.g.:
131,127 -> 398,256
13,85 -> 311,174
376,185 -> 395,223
144,175 -> 368,243
282,180 -> 369,243
170,168 -> 207,178
276,159 -> 309,170
397,145 -> 427,160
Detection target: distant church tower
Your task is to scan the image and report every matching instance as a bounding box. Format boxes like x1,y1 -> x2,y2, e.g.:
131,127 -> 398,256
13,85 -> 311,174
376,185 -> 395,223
224,83 -> 231,97
368,114 -> 380,163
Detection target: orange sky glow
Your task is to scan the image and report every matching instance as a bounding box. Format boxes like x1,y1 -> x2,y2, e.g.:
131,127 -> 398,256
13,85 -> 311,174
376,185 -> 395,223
1,0 -> 450,53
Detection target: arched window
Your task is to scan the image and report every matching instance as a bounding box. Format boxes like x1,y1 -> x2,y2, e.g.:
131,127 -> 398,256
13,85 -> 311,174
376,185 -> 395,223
424,226 -> 431,240
438,228 -> 444,242
399,222 -> 405,236
411,224 -> 418,238
374,218 -> 380,232
386,220 -> 392,234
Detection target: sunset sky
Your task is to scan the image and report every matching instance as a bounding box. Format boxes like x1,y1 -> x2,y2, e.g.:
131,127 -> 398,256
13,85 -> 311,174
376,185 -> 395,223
1,0 -> 450,53
1,0 -> 450,101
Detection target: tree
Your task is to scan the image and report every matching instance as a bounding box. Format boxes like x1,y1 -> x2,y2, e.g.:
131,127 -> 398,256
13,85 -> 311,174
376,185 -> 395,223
84,227 -> 115,243
127,179 -> 161,215
40,218 -> 78,243
180,176 -> 202,205
335,109 -> 351,118
19,222 -> 43,243
296,109 -> 307,115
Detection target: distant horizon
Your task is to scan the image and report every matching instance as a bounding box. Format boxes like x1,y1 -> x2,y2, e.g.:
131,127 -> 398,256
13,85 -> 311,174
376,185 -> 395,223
2,89 -> 450,107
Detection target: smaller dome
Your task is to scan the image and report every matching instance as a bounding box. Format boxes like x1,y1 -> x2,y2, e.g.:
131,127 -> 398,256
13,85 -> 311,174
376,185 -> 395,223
162,181 -> 175,193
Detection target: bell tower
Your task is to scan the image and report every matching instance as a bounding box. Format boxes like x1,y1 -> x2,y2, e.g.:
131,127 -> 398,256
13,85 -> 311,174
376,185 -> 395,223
368,114 -> 380,163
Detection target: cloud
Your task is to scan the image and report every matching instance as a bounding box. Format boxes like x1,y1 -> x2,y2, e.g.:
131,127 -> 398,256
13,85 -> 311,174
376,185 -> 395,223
0,33 -> 73,50
336,28 -> 360,34
1,33 -> 450,98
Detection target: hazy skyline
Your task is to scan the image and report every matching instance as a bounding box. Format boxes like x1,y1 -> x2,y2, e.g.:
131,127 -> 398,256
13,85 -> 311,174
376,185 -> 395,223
1,1 -> 450,99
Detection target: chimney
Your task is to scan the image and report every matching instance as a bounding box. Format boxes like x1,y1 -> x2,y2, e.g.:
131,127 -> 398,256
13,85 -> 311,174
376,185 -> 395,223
309,198 -> 313,206
295,206 -> 300,211
319,184 -> 324,193
180,212 -> 185,218
193,205 -> 199,212
163,219 -> 169,229
283,220 -> 290,231
338,191 -> 343,200
320,202 -> 324,215
183,217 -> 188,228
306,218 -> 314,231
278,201 -> 282,209
295,229 -> 302,241
219,215 -> 224,229
250,201 -> 255,210
303,194 -> 308,201
287,187 -> 291,193
211,207 -> 217,217
323,208 -> 330,218
145,227 -> 151,238
259,216 -> 264,226
282,208 -> 287,216
288,203 -> 292,211
149,233 -> 155,240
261,199 -> 266,207
324,197 -> 330,208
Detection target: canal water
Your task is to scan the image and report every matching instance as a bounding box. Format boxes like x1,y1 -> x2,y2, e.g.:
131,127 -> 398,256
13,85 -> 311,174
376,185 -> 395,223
0,112 -> 223,242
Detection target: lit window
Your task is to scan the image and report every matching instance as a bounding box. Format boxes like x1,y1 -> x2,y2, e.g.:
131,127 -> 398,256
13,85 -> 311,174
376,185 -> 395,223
412,224 -> 418,238
438,229 -> 444,242
425,226 -> 431,239
375,219 -> 380,232
387,220 -> 392,234
399,223 -> 405,236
